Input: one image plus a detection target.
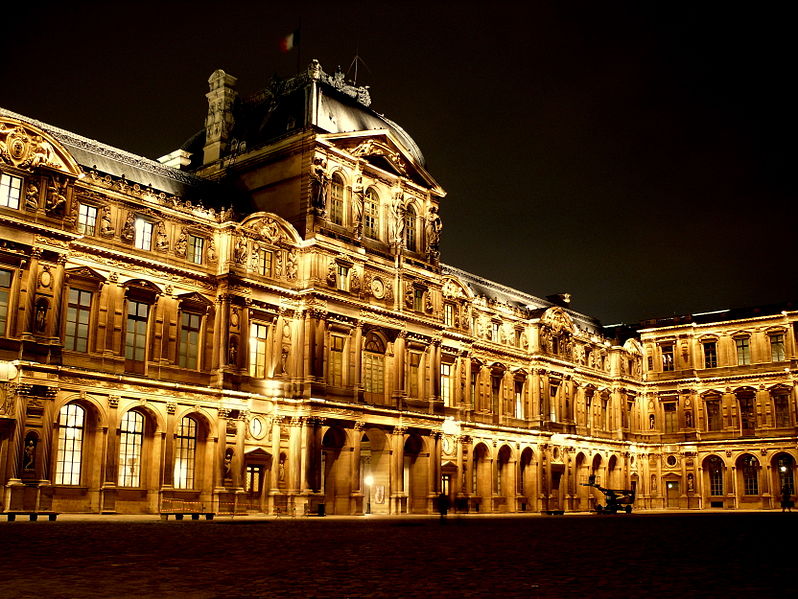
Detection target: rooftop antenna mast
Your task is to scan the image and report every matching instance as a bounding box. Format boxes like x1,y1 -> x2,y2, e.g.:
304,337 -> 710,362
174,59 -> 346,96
346,46 -> 371,85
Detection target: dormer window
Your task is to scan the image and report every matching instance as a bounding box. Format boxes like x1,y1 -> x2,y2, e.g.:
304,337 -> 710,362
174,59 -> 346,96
770,333 -> 786,361
77,204 -> 98,235
404,205 -> 417,251
364,188 -> 379,239
735,336 -> 751,365
330,175 -> 344,225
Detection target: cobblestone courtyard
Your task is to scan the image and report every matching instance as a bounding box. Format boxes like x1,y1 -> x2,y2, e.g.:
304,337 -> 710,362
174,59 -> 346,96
0,512 -> 793,598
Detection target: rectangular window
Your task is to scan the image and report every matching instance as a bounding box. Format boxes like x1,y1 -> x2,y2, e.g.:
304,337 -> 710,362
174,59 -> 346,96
549,382 -> 559,422
258,250 -> 273,277
178,312 -> 202,369
362,352 -> 384,394
55,404 -> 85,485
514,380 -> 524,418
134,217 -> 153,250
770,334 -> 785,361
0,269 -> 12,335
491,376 -> 502,414
470,370 -> 478,410
77,204 -> 98,235
735,337 -> 751,365
329,335 -> 344,386
125,301 -> 149,365
413,288 -> 424,312
661,345 -> 674,371
249,322 -> 269,378
174,418 -> 197,489
440,362 -> 452,406
337,264 -> 349,291
408,352 -> 421,398
187,235 -> 205,265
491,322 -> 500,342
443,303 -> 454,327
64,288 -> 92,352
245,464 -> 264,494
514,329 -> 523,348
118,411 -> 144,487
774,395 -> 790,427
330,178 -> 344,225
663,402 -> 677,433
706,399 -> 722,431
364,196 -> 379,238
0,173 -> 22,209
703,342 -> 718,368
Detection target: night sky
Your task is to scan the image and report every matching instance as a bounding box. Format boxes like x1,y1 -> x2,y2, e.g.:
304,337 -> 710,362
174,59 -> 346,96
3,2 -> 795,325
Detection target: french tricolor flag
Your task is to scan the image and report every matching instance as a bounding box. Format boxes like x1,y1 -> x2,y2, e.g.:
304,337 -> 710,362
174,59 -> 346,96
280,29 -> 300,53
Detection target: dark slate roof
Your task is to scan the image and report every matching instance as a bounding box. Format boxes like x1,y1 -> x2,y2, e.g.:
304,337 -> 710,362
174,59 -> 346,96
0,107 -> 229,208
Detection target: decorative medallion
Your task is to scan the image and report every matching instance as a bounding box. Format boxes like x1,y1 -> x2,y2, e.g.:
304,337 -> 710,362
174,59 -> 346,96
371,276 -> 385,299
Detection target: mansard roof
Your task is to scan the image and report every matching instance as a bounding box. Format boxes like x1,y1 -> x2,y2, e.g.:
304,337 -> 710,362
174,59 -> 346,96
181,61 -> 426,171
0,107 -> 228,208
441,264 -> 603,335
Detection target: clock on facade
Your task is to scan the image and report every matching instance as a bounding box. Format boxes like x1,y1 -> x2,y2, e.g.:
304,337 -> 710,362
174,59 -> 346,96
248,416 -> 266,439
441,436 -> 452,454
371,277 -> 385,299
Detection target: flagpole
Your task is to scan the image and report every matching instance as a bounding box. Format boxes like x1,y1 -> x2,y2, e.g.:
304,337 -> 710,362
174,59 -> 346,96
296,18 -> 302,73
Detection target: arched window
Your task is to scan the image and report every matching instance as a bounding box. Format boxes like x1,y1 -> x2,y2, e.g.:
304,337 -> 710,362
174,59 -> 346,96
330,175 -> 344,225
174,416 -> 198,489
740,454 -> 760,495
362,333 -> 385,399
404,205 -> 416,251
55,403 -> 85,485
364,189 -> 379,239
776,454 -> 795,495
707,455 -> 724,496
118,410 -> 145,487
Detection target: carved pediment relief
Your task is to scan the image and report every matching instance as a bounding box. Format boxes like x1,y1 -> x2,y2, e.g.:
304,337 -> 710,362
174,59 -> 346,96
441,277 -> 471,301
540,306 -> 574,334
351,139 -> 408,176
177,291 -> 214,310
240,212 -> 301,245
0,118 -> 81,176
65,266 -> 106,284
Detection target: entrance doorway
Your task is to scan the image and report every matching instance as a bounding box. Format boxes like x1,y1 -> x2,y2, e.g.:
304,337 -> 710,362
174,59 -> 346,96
666,480 -> 680,508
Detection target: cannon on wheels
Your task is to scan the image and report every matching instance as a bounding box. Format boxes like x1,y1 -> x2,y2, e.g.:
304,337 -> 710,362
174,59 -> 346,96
581,474 -> 635,514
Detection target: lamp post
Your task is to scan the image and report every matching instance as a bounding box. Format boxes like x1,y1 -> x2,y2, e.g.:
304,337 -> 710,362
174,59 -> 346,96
364,474 -> 374,514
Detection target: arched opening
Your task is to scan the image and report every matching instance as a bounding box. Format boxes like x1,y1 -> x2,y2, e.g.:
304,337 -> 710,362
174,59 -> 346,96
496,444 -> 513,512
360,428 -> 390,515
404,204 -> 417,252
51,400 -> 103,513
472,442 -> 491,512
773,453 -> 796,507
321,426 -> 347,514
403,433 -> 428,514
588,454 -> 603,510
574,452 -> 589,511
736,453 -> 761,502
606,454 -> 620,489
703,455 -> 726,508
329,174 -> 345,225
519,447 -> 535,512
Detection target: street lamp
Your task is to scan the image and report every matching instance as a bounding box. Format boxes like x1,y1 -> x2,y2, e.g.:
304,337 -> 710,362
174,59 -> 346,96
364,474 -> 374,514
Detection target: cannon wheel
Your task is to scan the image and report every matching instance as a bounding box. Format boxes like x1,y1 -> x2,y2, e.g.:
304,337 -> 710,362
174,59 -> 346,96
625,505 -> 632,514
595,505 -> 604,513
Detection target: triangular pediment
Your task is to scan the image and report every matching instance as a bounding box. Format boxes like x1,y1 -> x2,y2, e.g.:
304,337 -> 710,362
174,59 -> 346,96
321,130 -> 444,195
0,116 -> 82,177
64,266 -> 106,284
177,291 -> 214,309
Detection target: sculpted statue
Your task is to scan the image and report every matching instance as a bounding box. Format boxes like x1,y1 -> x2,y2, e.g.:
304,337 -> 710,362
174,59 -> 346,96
311,157 -> 328,216
46,177 -> 67,215
121,212 -> 135,242
155,221 -> 169,252
174,228 -> 188,257
100,206 -> 114,237
234,238 -> 247,265
389,194 -> 405,245
426,205 -> 443,250
24,183 -> 39,211
207,238 -> 218,263
286,250 -> 298,280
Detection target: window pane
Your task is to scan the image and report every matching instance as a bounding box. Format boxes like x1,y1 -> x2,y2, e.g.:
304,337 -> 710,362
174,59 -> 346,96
118,411 -> 144,487
56,403 -> 85,485
0,174 -> 22,209
65,289 -> 92,352
174,417 -> 198,489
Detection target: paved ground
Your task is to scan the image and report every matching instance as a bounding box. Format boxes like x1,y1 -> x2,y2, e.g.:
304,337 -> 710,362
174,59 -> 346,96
0,511 -> 794,598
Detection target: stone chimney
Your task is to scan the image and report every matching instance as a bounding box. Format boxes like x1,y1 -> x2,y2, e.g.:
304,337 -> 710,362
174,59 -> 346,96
202,69 -> 238,165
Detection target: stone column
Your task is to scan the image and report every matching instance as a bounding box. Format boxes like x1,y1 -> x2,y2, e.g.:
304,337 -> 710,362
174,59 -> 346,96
268,416 -> 281,513
391,426 -> 405,513
100,395 -> 120,513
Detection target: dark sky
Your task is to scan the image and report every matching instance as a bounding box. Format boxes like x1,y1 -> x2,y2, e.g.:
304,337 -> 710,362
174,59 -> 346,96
3,1 -> 796,325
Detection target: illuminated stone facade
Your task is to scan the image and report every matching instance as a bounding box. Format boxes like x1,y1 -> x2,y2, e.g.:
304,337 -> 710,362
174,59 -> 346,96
0,62 -> 795,515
